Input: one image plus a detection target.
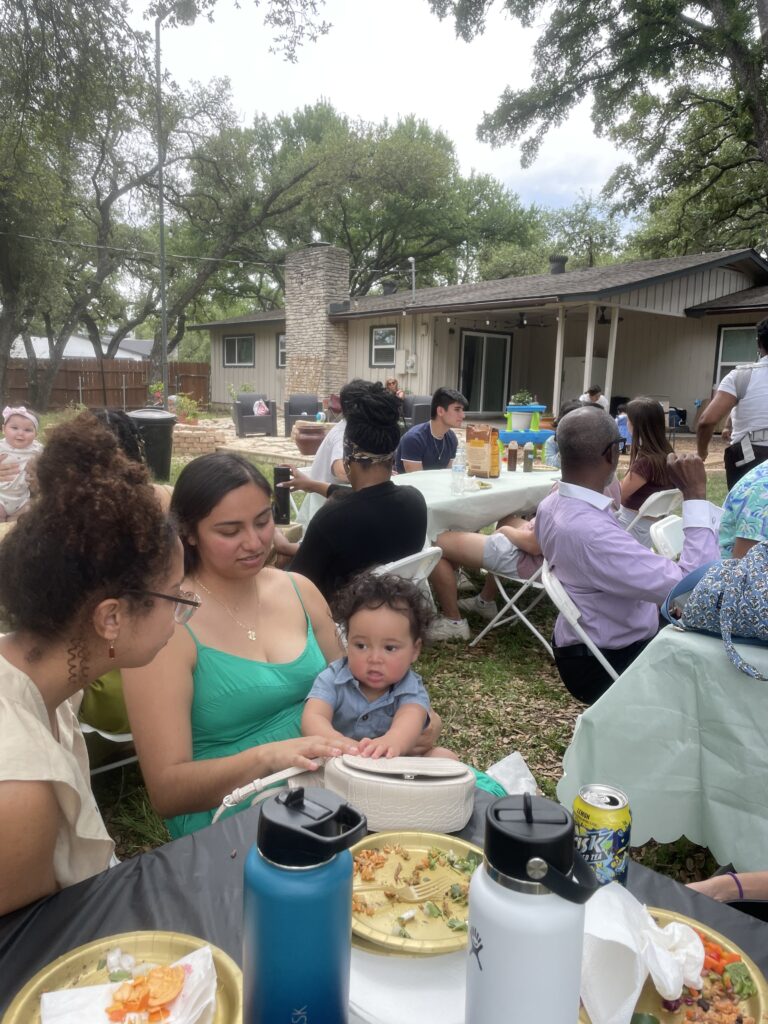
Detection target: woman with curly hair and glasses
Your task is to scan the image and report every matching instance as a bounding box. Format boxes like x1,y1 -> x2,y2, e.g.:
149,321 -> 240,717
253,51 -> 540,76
0,414 -> 188,915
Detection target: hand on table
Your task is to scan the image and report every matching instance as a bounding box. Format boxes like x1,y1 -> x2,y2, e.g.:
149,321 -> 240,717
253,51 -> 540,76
665,452 -> 707,501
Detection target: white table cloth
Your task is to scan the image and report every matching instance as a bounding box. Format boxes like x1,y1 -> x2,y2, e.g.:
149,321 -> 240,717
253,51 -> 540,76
557,625 -> 768,872
392,468 -> 560,540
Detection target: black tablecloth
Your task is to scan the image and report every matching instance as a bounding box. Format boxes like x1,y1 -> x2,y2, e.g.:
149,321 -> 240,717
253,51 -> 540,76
1,791 -> 767,1013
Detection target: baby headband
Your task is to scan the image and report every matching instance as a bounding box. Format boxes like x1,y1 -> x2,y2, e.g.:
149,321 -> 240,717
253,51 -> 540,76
343,437 -> 394,464
2,405 -> 39,429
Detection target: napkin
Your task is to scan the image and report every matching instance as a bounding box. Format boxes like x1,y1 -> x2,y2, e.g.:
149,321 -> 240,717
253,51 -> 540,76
349,946 -> 465,1024
40,944 -> 217,1024
581,884 -> 704,1024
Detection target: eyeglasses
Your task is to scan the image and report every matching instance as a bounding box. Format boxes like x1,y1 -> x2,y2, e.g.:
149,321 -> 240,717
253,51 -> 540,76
126,589 -> 201,624
601,437 -> 627,457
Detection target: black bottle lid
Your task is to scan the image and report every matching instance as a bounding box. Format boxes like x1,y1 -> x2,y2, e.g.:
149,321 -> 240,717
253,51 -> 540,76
257,787 -> 367,867
484,793 -> 575,881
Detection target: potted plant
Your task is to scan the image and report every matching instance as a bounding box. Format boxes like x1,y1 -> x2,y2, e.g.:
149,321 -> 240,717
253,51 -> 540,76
148,380 -> 164,407
174,393 -> 201,424
507,389 -> 545,431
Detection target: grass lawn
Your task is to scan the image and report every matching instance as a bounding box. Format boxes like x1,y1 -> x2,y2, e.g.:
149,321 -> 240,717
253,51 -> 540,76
92,464 -> 729,884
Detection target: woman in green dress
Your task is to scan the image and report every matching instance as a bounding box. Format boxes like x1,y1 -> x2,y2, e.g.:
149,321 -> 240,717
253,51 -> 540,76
124,452 -> 442,836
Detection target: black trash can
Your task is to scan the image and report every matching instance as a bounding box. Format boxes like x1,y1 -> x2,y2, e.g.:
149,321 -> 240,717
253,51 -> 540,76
128,408 -> 176,482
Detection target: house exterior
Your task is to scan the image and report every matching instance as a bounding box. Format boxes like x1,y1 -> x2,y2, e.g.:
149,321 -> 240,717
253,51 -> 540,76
194,243 -> 768,419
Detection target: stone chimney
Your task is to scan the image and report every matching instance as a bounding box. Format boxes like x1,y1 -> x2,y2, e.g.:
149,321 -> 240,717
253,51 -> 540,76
381,279 -> 398,295
284,243 -> 351,397
548,254 -> 568,275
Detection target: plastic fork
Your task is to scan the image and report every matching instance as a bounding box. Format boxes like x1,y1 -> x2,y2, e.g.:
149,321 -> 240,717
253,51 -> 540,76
353,878 -> 447,903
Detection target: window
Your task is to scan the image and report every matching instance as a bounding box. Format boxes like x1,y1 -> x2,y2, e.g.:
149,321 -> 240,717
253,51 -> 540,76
369,325 -> 397,367
223,335 -> 255,367
276,332 -> 286,369
716,325 -> 758,383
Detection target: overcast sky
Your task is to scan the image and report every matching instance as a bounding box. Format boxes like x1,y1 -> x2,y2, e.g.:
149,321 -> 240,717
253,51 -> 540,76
136,0 -> 628,209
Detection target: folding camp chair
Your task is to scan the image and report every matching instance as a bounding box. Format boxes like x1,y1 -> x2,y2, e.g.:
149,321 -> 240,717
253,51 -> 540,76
469,563 -> 553,657
540,560 -> 619,682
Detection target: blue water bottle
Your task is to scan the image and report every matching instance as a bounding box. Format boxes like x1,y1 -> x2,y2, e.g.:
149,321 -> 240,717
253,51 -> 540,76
243,787 -> 367,1024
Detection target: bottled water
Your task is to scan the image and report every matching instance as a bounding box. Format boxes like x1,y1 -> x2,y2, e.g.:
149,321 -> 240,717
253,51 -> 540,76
452,441 -> 467,495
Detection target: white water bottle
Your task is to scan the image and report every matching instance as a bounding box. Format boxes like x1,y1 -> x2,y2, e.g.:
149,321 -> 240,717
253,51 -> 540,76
451,441 -> 467,495
466,794 -> 597,1024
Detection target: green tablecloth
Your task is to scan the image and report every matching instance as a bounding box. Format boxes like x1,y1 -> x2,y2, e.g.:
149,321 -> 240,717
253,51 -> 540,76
557,625 -> 768,872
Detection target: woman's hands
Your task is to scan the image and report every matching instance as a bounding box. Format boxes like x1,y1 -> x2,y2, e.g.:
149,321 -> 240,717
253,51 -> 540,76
267,735 -> 358,773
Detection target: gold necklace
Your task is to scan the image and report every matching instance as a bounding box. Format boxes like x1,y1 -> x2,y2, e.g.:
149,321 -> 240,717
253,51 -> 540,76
194,576 -> 259,641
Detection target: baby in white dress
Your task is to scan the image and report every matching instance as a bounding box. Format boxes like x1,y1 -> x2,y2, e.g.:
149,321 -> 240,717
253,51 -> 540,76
0,406 -> 43,521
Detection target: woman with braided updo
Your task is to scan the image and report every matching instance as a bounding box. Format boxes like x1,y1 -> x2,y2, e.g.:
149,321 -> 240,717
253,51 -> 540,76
0,414 -> 185,915
288,379 -> 428,599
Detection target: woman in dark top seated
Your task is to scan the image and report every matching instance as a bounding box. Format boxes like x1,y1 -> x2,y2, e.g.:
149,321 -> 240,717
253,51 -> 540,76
617,396 -> 674,546
288,380 -> 427,600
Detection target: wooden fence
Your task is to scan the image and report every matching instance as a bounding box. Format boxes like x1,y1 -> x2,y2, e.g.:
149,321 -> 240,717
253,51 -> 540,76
6,359 -> 210,410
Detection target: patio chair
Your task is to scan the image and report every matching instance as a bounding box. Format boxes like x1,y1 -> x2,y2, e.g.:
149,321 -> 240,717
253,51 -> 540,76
402,394 -> 432,429
284,393 -> 321,436
623,488 -> 682,541
469,563 -> 553,657
541,560 -> 619,682
232,392 -> 278,438
649,514 -> 684,560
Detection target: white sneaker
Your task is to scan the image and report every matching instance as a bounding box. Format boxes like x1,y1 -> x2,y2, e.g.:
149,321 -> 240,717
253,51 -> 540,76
427,616 -> 471,641
458,594 -> 498,621
456,570 -> 476,594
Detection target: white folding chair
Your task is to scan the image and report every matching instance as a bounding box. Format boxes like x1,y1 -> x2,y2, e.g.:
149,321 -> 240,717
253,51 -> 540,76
372,546 -> 442,583
80,722 -> 138,777
372,546 -> 442,609
469,564 -> 553,657
649,514 -> 684,560
623,488 -> 682,539
540,561 -> 619,681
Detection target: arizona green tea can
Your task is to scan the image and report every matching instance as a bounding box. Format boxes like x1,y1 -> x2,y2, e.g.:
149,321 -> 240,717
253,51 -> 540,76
573,784 -> 631,885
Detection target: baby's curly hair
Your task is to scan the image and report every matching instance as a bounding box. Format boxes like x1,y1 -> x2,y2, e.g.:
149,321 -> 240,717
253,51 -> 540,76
0,412 -> 176,636
331,572 -> 434,643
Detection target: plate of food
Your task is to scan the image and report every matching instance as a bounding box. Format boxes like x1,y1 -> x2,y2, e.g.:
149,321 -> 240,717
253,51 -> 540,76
579,908 -> 765,1024
350,830 -> 482,956
2,931 -> 242,1024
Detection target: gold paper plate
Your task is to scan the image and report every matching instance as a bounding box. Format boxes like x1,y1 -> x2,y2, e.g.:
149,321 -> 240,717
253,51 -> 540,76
2,930 -> 242,1024
350,830 -> 482,956
579,907 -> 766,1023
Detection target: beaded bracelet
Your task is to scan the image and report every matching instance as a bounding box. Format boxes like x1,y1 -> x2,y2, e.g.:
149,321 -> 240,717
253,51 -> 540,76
727,871 -> 744,899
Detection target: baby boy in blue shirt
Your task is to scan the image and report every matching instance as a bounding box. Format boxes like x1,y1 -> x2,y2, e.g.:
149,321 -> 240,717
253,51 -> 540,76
302,572 -> 455,759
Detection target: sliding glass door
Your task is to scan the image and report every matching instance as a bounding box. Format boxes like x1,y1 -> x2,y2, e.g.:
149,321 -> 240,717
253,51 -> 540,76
460,331 -> 511,414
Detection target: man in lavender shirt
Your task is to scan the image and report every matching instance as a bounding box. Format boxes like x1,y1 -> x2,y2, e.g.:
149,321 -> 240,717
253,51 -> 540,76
535,407 -> 720,704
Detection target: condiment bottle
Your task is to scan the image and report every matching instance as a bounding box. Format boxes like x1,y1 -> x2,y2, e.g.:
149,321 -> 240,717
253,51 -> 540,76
522,440 -> 535,472
507,441 -> 518,472
466,794 -> 597,1024
243,787 -> 367,1024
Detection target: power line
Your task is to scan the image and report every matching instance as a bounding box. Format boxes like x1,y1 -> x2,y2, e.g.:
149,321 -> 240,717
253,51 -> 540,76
0,229 -> 279,269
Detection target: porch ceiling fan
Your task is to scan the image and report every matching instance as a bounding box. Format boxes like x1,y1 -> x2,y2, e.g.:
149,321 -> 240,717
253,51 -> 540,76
597,306 -> 624,325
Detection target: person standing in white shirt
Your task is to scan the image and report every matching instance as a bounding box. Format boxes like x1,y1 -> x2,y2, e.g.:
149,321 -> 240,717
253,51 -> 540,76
697,318 -> 768,488
579,384 -> 609,411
